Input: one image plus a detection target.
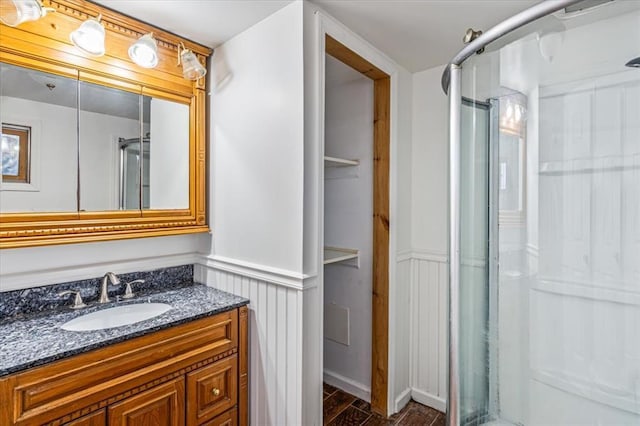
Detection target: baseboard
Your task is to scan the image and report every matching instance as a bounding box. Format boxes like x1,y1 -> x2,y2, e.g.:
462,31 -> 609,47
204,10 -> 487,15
394,388 -> 412,413
323,369 -> 371,402
411,388 -> 446,413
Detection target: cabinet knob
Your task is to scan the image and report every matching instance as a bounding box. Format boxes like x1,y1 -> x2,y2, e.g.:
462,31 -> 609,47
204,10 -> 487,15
212,388 -> 220,396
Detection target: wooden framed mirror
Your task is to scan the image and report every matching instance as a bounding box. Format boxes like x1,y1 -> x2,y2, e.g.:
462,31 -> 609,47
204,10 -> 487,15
0,0 -> 211,248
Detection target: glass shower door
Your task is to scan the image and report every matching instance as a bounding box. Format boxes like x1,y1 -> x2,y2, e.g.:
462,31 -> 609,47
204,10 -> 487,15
453,2 -> 640,425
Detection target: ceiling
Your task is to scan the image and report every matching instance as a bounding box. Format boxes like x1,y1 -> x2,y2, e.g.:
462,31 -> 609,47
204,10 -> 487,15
310,0 -> 539,72
93,0 -> 541,73
93,0 -> 292,49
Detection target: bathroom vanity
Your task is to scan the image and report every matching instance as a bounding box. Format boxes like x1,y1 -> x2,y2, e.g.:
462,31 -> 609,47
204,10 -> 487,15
0,267 -> 249,426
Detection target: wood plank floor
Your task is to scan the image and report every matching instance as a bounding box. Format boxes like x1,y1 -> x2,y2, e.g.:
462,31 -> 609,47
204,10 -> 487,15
323,383 -> 445,425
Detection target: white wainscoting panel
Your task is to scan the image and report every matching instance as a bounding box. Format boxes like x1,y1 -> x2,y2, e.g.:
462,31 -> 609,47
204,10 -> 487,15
410,252 -> 448,412
196,263 -> 303,426
394,256 -> 412,412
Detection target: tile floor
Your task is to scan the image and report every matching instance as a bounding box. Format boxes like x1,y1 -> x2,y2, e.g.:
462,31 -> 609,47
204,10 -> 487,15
323,383 -> 446,425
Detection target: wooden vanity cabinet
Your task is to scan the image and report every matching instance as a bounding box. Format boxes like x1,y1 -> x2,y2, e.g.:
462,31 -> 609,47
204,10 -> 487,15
0,306 -> 248,426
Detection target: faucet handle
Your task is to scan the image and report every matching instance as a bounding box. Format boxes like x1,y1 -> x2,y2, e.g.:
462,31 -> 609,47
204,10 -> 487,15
122,279 -> 144,299
58,291 -> 88,309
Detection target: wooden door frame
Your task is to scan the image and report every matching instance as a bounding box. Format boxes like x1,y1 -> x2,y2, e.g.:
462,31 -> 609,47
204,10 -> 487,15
325,35 -> 391,417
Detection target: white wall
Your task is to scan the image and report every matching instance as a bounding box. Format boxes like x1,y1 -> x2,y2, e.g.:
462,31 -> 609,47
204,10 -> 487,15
0,233 -> 205,291
149,98 -> 190,210
207,1 -> 305,275
392,60 -> 415,413
411,66 -> 449,255
323,55 -> 374,399
409,65 -> 449,411
202,3 -> 307,425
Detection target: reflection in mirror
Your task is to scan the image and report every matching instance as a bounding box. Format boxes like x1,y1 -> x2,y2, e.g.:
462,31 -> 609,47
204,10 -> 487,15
142,96 -> 190,210
119,136 -> 148,209
0,62 -> 78,213
498,90 -> 526,225
79,81 -> 141,211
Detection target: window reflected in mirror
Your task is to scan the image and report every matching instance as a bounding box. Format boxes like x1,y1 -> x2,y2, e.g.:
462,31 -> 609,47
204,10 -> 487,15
1,124 -> 30,183
0,62 -> 78,213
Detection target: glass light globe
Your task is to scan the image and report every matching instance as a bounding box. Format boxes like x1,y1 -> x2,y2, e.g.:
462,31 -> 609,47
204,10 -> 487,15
180,49 -> 206,80
70,17 -> 105,57
128,33 -> 159,69
0,0 -> 47,27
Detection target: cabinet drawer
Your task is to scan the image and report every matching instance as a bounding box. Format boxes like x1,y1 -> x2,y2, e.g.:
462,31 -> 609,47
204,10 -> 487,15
201,407 -> 238,426
108,378 -> 185,426
187,355 -> 237,426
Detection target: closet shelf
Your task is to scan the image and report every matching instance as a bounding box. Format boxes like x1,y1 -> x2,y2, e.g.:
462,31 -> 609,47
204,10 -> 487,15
324,246 -> 359,267
324,156 -> 359,167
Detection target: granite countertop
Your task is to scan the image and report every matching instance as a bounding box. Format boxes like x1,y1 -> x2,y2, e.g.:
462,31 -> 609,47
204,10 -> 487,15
0,283 -> 249,377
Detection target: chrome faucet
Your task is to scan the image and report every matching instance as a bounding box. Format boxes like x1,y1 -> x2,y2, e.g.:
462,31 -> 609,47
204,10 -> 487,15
99,272 -> 121,303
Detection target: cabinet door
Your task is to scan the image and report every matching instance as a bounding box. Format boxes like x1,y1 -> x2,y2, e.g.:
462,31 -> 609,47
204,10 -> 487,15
187,355 -> 237,426
109,378 -> 185,426
64,409 -> 106,426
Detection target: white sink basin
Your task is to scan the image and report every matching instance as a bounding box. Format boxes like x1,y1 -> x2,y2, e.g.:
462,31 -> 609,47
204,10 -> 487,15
61,303 -> 172,331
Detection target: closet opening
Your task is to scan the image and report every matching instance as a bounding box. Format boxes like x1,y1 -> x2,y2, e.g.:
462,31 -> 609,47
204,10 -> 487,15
322,34 -> 390,419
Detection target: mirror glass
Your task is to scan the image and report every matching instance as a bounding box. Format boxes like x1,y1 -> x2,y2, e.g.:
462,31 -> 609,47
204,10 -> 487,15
0,62 -> 191,214
0,62 -> 78,213
142,95 -> 190,210
79,81 -> 141,211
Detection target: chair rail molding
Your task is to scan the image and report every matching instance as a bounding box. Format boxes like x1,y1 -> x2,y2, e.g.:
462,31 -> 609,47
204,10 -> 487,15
199,255 -> 311,291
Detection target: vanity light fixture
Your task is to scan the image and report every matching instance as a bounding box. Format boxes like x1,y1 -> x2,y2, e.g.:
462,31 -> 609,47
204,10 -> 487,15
128,33 -> 159,69
70,13 -> 105,57
0,0 -> 54,27
178,42 -> 206,80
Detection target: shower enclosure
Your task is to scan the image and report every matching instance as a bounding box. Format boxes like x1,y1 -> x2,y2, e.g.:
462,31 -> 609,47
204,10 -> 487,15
443,1 -> 640,425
